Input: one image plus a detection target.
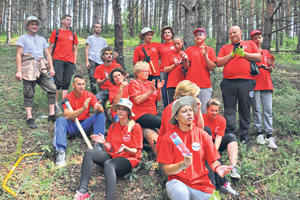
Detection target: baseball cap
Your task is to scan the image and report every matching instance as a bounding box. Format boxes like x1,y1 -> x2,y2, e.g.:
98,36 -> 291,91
169,96 -> 198,125
250,30 -> 262,37
193,28 -> 206,35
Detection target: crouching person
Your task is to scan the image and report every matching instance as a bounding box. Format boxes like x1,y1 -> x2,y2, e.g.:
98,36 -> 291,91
53,75 -> 106,167
157,96 -> 232,200
74,98 -> 143,200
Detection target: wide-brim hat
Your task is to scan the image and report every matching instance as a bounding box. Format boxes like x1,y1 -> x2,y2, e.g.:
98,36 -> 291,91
169,96 -> 198,125
250,30 -> 262,37
139,27 -> 155,39
193,28 -> 206,35
112,98 -> 135,116
25,16 -> 41,30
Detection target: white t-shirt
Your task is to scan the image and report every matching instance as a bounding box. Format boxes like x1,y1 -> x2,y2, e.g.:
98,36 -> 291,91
86,34 -> 108,65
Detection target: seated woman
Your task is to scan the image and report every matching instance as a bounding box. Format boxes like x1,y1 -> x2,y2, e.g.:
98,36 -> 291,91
157,96 -> 232,200
74,98 -> 143,200
128,61 -> 164,155
108,67 -> 129,122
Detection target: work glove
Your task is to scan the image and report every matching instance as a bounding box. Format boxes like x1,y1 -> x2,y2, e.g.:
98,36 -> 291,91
230,51 -> 235,57
235,46 -> 245,57
144,56 -> 150,63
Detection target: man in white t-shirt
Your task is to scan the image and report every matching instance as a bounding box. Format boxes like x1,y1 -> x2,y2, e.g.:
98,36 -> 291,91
85,22 -> 108,94
15,16 -> 56,129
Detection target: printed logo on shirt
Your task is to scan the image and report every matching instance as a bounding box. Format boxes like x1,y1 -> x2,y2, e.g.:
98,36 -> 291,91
170,46 -> 175,50
215,126 -> 220,133
249,90 -> 254,98
192,142 -> 201,151
151,47 -> 157,52
123,133 -> 131,142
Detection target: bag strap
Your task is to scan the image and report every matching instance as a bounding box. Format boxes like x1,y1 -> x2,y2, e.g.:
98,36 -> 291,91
52,29 -> 59,56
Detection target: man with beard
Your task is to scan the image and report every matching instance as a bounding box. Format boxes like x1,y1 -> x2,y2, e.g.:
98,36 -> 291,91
85,22 -> 108,95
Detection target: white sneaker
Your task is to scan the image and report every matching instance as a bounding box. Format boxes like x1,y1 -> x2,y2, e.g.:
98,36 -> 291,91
265,137 -> 278,149
256,134 -> 266,145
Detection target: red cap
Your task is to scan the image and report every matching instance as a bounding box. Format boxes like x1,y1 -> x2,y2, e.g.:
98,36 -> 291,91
193,28 -> 206,35
250,30 -> 262,37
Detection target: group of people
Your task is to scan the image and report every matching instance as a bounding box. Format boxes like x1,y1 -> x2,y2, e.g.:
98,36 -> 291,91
15,14 -> 277,200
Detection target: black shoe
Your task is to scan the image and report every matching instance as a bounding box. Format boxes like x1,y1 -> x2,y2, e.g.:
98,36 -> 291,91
93,143 -> 103,151
27,118 -> 38,129
48,115 -> 57,122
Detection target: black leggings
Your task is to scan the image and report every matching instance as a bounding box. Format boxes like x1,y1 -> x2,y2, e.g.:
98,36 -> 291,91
78,149 -> 132,200
136,113 -> 161,129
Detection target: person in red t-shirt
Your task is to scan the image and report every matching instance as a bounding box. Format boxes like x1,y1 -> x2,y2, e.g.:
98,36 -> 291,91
163,35 -> 186,103
157,96 -> 232,200
53,75 -> 106,167
133,27 -> 161,85
182,28 -> 217,114
108,67 -> 129,122
49,14 -> 79,106
250,30 -> 277,149
74,98 -> 143,200
159,26 -> 176,107
128,61 -> 164,155
217,26 -> 261,144
94,47 -> 122,107
157,80 -> 204,153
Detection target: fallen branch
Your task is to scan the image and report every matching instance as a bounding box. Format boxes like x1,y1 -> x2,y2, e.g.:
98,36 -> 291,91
253,169 -> 279,184
241,183 -> 261,200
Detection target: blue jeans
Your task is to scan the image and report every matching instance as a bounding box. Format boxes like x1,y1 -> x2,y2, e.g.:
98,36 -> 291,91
166,179 -> 212,200
160,72 -> 169,108
53,113 -> 106,151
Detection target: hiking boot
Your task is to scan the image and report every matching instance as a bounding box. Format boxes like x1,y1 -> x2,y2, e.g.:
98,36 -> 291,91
265,137 -> 278,149
74,191 -> 90,200
55,102 -> 62,114
256,134 -> 266,145
55,150 -> 66,167
48,115 -> 57,122
230,166 -> 241,179
219,182 -> 239,196
27,118 -> 38,129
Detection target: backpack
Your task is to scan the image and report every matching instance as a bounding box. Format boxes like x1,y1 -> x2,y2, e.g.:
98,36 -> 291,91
52,28 -> 75,55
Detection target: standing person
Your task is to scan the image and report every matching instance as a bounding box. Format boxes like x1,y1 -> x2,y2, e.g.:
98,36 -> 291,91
217,26 -> 261,144
53,75 -> 106,167
159,26 -> 176,107
163,36 -> 185,103
49,14 -> 78,108
157,96 -> 233,200
250,30 -> 277,149
128,61 -> 164,155
85,22 -> 108,95
74,98 -> 143,200
182,28 -> 217,113
15,16 -> 56,129
93,47 -> 122,107
133,27 -> 160,85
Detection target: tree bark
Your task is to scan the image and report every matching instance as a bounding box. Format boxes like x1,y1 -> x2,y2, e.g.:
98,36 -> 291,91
144,0 -> 148,27
182,0 -> 197,48
87,0 -> 91,33
205,0 -> 210,36
38,0 -> 48,39
62,0 -> 67,14
0,0 -> 3,31
140,0 -> 144,28
216,0 -> 226,54
211,1 -> 217,38
127,0 -> 134,37
248,0 -> 255,37
93,0 -> 101,26
83,0 -> 87,32
197,0 -> 203,27
135,0 -> 139,34
232,0 -> 237,25
6,0 -> 12,44
173,0 -> 179,33
153,0 -> 157,30
112,0 -> 124,68
73,0 -> 78,32
162,0 -> 169,28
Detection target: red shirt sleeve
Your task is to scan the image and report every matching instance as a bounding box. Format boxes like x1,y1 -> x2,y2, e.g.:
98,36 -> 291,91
208,47 -> 217,63
156,135 -> 176,164
133,45 -> 143,65
93,65 -> 103,79
128,80 -> 142,97
49,30 -> 56,44
89,92 -> 98,107
129,123 -> 143,149
74,33 -> 79,45
217,45 -> 227,58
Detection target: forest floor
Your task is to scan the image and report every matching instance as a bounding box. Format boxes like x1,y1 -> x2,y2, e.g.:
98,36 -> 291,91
0,44 -> 299,200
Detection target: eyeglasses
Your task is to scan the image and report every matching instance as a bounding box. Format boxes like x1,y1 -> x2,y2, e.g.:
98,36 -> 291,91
105,51 -> 112,54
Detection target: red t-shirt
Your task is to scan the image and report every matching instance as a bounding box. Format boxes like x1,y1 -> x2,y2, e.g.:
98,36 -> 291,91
157,126 -> 220,194
164,52 -> 185,88
203,114 -> 226,140
254,49 -> 274,91
159,41 -> 176,72
218,40 -> 260,79
128,79 -> 159,121
106,122 -> 143,168
185,45 -> 216,88
49,29 -> 78,63
63,90 -> 97,121
133,43 -> 160,76
109,84 -> 129,118
93,62 -> 122,90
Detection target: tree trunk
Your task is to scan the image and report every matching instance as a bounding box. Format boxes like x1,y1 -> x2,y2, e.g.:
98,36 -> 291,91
182,0 -> 197,48
39,0 -> 48,39
135,0 -> 139,34
161,0 -> 169,28
0,0 -> 3,32
78,0 -> 83,35
53,0 -> 59,28
248,0 -> 255,37
285,0 -> 291,37
83,0 -> 87,32
232,0 -> 237,25
153,0 -> 157,30
6,0 -> 12,44
197,0 -> 203,27
140,0 -> 144,28
62,0 -> 67,14
112,0 -> 124,68
73,0 -> 78,32
262,0 -> 276,50
205,0 -> 210,36
144,0 -> 148,27
149,0 -> 152,28
127,0 -> 134,37
225,0 -> 229,34
216,0 -> 226,54
211,1 -> 217,38
93,0 -> 101,26
173,0 -> 178,33
87,0 -> 91,33
261,0 -> 265,33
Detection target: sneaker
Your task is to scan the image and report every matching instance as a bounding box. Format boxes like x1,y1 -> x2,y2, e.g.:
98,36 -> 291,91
265,137 -> 278,149
55,102 -> 62,114
220,182 -> 239,196
256,134 -> 266,145
55,150 -> 66,167
230,166 -> 241,179
48,115 -> 57,122
27,118 -> 38,129
74,191 -> 90,200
